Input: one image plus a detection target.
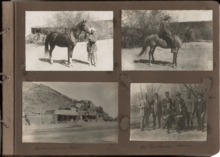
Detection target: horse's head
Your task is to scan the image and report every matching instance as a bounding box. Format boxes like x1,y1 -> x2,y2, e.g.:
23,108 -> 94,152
184,27 -> 195,42
78,20 -> 90,34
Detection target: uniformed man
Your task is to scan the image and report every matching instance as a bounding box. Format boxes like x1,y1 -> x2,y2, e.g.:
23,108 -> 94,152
87,28 -> 98,67
138,93 -> 150,131
161,91 -> 172,112
162,103 -> 174,134
185,92 -> 195,130
195,93 -> 206,132
151,93 -> 162,130
175,103 -> 186,133
158,15 -> 177,53
173,92 -> 185,111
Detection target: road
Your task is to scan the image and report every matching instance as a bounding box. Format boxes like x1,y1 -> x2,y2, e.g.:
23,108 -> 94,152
26,39 -> 113,71
23,122 -> 118,143
130,113 -> 207,141
122,41 -> 213,71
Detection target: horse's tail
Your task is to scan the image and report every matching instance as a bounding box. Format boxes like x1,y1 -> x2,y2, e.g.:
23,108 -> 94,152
138,41 -> 148,57
45,34 -> 50,55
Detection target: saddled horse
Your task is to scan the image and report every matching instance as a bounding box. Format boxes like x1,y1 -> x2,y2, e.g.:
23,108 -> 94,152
138,28 -> 194,67
45,20 -> 90,67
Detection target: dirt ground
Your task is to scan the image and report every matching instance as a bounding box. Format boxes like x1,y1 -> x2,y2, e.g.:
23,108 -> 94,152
122,42 -> 213,71
23,121 -> 118,143
130,113 -> 207,141
25,39 -> 113,71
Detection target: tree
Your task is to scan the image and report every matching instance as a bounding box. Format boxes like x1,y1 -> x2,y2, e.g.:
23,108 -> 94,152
146,84 -> 163,102
131,84 -> 163,110
46,11 -> 92,29
122,10 -> 170,48
45,11 -> 113,41
184,84 -> 208,100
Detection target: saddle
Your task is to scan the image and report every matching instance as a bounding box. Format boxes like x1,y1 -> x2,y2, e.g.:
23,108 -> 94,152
160,33 -> 177,53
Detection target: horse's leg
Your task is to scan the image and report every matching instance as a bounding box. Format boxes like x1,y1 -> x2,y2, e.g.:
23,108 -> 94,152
172,53 -> 175,66
151,46 -> 156,62
175,52 -> 178,67
149,47 -> 153,66
49,44 -> 55,64
172,52 -> 178,67
68,46 -> 75,67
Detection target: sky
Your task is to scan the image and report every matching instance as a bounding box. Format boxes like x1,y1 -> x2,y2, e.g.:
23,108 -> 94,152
164,10 -> 212,22
34,82 -> 118,118
26,11 -> 113,35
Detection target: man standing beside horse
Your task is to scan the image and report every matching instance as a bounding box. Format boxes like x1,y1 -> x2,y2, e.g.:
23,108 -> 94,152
87,28 -> 98,67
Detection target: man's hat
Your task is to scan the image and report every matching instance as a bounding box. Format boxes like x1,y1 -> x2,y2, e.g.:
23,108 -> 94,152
154,93 -> 159,97
90,28 -> 96,33
164,15 -> 171,20
165,91 -> 169,94
176,92 -> 181,96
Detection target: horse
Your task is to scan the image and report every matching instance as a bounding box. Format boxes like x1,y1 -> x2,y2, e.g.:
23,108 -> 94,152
45,20 -> 91,67
138,28 -> 194,67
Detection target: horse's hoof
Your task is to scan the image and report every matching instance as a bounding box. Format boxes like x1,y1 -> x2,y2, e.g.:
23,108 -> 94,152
69,64 -> 73,67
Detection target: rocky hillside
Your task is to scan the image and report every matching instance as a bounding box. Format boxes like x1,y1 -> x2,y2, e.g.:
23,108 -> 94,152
23,82 -> 113,120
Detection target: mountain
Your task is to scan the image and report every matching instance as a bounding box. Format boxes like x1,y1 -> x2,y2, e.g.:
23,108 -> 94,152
23,82 -> 113,120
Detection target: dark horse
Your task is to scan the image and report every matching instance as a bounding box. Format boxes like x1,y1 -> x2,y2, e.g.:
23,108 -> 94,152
45,20 -> 90,67
138,28 -> 194,67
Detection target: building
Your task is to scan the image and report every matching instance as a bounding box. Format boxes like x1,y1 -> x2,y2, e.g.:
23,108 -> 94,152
54,106 -> 79,122
53,101 -> 103,123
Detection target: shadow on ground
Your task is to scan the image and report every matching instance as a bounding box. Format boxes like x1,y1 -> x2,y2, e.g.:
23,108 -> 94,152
39,58 -> 89,67
134,59 -> 173,67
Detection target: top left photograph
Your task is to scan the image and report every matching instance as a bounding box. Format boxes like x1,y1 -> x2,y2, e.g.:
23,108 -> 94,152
25,11 -> 114,71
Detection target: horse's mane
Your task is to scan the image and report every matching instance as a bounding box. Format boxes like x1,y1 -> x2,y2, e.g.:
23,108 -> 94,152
71,21 -> 82,32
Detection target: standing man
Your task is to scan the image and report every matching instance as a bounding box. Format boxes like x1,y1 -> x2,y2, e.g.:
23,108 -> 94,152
162,91 -> 172,112
138,93 -> 149,131
185,92 -> 195,130
173,92 -> 185,111
151,93 -> 162,130
162,103 -> 174,134
158,15 -> 177,53
175,103 -> 186,133
87,28 -> 98,67
144,94 -> 151,130
195,94 -> 206,132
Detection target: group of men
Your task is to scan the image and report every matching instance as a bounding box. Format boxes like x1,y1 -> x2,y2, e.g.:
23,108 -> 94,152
139,91 -> 206,134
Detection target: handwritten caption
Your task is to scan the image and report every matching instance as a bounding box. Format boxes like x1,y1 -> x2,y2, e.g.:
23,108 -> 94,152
34,145 -> 83,151
141,144 -> 191,149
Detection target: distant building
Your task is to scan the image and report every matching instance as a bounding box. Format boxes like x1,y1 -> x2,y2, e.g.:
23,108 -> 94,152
53,102 -> 103,123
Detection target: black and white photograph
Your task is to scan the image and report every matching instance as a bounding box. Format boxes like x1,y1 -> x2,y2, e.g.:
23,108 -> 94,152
22,82 -> 118,143
122,10 -> 213,71
130,83 -> 207,141
26,11 -> 113,71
